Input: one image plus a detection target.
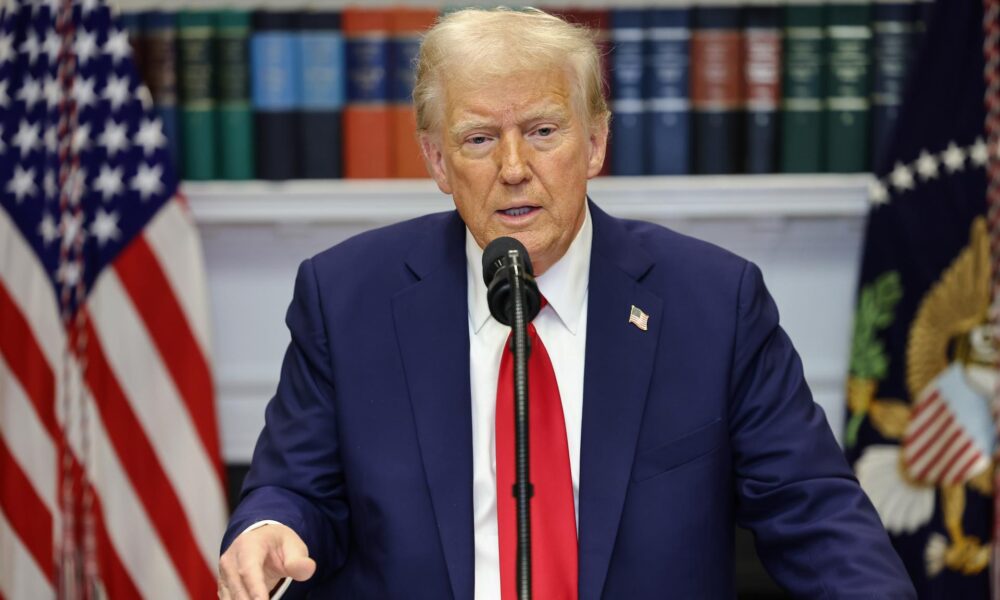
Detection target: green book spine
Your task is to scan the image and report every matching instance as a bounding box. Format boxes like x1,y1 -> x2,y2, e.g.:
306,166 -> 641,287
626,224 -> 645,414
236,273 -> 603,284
824,2 -> 871,172
178,10 -> 217,180
780,1 -> 825,173
215,10 -> 254,180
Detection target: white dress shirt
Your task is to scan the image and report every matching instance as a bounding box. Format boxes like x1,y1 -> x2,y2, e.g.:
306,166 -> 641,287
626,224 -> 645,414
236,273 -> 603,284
466,206 -> 591,600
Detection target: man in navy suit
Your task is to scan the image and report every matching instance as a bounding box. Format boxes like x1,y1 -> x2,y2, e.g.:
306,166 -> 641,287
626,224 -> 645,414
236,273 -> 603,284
218,8 -> 914,599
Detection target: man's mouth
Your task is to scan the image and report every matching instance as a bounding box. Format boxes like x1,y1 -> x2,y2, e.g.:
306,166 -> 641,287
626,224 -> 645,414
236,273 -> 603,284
500,206 -> 538,217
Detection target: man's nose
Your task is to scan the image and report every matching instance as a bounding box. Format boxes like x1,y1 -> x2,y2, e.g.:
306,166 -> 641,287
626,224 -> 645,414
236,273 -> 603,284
498,134 -> 530,184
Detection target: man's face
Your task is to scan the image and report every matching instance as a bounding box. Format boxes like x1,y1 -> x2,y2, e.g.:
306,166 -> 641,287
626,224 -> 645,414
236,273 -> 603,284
419,67 -> 608,276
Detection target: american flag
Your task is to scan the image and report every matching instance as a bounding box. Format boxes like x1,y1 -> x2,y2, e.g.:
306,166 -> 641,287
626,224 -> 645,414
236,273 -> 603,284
628,304 -> 648,331
0,1 -> 225,598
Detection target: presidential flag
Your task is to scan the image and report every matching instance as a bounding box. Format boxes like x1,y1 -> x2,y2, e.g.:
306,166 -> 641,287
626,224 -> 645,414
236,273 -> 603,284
0,0 -> 226,597
844,0 -> 996,596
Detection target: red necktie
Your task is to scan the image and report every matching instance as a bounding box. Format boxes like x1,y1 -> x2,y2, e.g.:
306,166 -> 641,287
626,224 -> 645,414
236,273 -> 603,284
496,311 -> 578,600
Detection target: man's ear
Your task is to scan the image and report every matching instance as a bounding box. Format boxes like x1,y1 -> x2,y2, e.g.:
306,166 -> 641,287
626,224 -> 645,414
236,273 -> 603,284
419,132 -> 452,195
586,119 -> 609,179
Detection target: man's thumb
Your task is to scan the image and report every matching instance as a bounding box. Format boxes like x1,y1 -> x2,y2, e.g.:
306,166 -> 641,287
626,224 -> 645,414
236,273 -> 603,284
281,537 -> 316,582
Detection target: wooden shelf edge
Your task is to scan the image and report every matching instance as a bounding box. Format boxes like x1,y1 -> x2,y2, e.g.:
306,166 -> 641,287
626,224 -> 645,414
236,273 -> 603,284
182,174 -> 874,225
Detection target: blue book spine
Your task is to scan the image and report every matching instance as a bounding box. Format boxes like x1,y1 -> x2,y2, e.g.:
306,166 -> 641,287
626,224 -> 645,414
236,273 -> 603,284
298,12 -> 345,179
871,2 -> 919,171
610,9 -> 646,176
250,11 -> 301,180
645,7 -> 691,175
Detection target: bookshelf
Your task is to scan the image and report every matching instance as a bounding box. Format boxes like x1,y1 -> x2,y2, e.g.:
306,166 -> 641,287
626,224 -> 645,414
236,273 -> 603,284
183,173 -> 874,225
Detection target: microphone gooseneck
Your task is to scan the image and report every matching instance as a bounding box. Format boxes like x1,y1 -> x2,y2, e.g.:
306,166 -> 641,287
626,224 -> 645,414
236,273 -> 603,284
482,237 -> 541,326
482,235 -> 539,600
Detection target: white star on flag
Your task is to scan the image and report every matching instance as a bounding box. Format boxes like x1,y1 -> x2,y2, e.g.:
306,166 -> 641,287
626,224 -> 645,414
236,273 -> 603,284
90,208 -> 121,246
19,31 -> 40,64
59,211 -> 85,250
43,76 -> 61,110
98,119 -> 129,156
42,31 -> 61,60
73,76 -> 97,109
56,260 -> 82,287
135,118 -> 167,155
102,75 -> 130,111
37,212 -> 59,245
7,165 -> 37,202
72,122 -> 91,153
890,162 -> 915,191
942,142 -> 966,172
44,126 -> 57,153
81,0 -> 100,15
93,165 -> 124,201
43,170 -> 57,199
131,163 -> 164,200
103,29 -> 131,64
136,84 -> 154,111
969,138 -> 988,166
0,33 -> 15,64
915,150 -> 939,180
74,29 -> 99,65
17,77 -> 42,109
868,178 -> 890,205
12,119 -> 41,157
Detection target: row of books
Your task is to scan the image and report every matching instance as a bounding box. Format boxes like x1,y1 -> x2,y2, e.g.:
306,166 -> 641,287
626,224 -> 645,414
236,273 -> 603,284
124,2 -> 930,181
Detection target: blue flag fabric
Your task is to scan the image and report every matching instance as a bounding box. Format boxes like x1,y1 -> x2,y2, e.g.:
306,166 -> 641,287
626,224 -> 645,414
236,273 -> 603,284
845,1 -> 994,596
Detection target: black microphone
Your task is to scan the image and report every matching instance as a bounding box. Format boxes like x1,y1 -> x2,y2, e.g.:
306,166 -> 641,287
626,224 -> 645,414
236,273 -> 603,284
482,237 -> 542,326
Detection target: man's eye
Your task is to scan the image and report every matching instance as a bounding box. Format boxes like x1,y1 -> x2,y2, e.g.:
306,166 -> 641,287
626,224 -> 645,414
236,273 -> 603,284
536,127 -> 555,137
469,136 -> 489,145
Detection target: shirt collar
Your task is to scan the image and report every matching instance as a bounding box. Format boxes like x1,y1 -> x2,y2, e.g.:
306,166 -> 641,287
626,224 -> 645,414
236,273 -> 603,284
467,204 -> 592,335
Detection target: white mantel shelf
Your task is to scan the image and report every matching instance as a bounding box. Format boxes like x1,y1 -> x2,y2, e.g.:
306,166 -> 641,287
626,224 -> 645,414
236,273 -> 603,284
182,174 -> 874,225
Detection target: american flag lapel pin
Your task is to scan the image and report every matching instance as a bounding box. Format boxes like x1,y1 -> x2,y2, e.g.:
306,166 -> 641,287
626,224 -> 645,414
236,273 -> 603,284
628,305 -> 649,331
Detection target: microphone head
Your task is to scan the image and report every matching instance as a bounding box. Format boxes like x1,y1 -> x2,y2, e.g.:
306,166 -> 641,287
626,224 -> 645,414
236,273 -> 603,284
482,236 -> 534,287
481,236 -> 541,326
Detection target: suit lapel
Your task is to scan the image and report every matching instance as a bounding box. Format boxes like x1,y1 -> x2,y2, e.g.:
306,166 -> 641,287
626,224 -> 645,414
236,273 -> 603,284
392,213 -> 474,600
578,202 -> 662,600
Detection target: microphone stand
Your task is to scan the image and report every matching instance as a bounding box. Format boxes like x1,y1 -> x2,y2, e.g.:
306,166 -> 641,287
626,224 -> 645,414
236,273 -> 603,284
507,259 -> 533,600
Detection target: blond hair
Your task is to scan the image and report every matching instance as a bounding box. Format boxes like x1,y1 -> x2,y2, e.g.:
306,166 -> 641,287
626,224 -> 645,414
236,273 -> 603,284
413,7 -> 609,134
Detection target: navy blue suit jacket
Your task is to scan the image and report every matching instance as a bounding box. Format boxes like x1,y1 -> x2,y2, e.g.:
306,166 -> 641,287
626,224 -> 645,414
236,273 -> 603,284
223,201 -> 915,598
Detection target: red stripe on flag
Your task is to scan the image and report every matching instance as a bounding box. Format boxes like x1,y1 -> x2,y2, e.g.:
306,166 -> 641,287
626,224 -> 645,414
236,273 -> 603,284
0,283 -> 58,438
951,451 -> 983,484
908,390 -> 940,420
114,236 -> 225,486
77,316 -> 216,599
904,411 -> 953,465
904,401 -> 948,447
0,435 -> 54,584
941,440 -> 974,485
915,426 -> 964,481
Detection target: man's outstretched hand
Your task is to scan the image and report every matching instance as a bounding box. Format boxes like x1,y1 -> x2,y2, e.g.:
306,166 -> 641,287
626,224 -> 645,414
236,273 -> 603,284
218,522 -> 316,600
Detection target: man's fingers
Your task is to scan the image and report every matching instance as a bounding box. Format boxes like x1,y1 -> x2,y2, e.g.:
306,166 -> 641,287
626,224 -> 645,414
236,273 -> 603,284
236,546 -> 273,600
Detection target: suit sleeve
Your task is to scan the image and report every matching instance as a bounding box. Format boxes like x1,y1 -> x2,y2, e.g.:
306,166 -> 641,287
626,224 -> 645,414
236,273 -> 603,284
728,261 -> 915,599
220,258 -> 350,587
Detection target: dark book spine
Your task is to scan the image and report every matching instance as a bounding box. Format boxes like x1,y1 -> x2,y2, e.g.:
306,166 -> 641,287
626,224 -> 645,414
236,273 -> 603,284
743,2 -> 781,174
298,12 -> 345,179
216,10 -> 254,180
691,4 -> 744,175
824,2 -> 871,172
141,11 -> 182,177
178,10 -> 217,180
610,9 -> 646,176
780,2 -> 824,173
870,1 -> 918,171
251,11 -> 300,180
645,6 -> 691,175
